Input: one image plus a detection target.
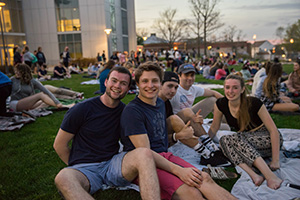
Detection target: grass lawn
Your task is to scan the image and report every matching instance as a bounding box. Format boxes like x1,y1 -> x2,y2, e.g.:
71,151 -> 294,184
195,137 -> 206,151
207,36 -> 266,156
0,64 -> 298,200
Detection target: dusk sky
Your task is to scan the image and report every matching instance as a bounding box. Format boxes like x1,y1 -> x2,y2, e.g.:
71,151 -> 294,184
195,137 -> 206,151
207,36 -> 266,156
135,0 -> 300,43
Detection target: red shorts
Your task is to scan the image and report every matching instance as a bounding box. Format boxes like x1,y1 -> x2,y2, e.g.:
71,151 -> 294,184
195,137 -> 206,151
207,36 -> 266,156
134,152 -> 195,200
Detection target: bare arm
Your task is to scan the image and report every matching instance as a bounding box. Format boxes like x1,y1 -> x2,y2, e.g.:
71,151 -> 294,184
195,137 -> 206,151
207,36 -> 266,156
257,105 -> 281,169
208,103 -> 223,139
203,89 -> 223,99
286,73 -> 296,93
53,128 -> 74,165
129,134 -> 203,188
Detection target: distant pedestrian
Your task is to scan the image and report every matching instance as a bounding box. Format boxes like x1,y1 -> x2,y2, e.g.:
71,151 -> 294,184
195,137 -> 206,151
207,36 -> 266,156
60,46 -> 71,68
36,47 -> 46,67
101,50 -> 106,63
97,52 -> 102,62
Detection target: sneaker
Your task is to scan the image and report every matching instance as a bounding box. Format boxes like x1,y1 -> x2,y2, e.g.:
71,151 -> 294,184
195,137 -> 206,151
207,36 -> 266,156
200,151 -> 232,167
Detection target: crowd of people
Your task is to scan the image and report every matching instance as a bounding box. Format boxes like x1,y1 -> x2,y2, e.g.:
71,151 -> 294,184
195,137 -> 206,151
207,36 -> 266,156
1,44 -> 300,199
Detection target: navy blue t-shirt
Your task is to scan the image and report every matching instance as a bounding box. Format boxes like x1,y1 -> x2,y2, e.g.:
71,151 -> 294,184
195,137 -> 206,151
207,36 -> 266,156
60,96 -> 125,166
121,96 -> 168,153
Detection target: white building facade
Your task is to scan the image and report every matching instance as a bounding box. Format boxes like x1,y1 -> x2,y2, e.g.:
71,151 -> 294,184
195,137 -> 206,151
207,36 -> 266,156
0,0 -> 136,66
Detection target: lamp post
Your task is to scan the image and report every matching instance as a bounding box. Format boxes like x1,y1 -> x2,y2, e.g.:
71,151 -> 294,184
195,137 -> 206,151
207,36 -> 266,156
253,34 -> 256,59
0,2 -> 8,74
290,38 -> 294,60
104,28 -> 112,59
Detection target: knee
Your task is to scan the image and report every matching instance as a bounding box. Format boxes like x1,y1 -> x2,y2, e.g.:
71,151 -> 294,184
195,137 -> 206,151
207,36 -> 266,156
132,147 -> 154,163
178,185 -> 203,199
292,104 -> 299,112
54,169 -> 71,191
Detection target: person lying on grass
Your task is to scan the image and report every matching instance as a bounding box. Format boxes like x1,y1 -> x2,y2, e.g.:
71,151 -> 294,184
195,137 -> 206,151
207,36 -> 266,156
208,74 -> 283,190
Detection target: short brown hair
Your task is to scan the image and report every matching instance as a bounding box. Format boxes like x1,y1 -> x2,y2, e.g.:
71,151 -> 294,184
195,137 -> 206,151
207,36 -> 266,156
135,61 -> 163,84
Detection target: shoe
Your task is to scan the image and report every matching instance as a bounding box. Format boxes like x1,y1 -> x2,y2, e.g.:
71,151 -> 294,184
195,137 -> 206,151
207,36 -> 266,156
200,151 -> 232,167
202,164 -> 238,180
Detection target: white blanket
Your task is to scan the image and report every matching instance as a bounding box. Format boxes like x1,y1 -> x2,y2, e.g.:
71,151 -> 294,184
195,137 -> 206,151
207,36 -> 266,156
116,125 -> 300,199
231,129 -> 300,200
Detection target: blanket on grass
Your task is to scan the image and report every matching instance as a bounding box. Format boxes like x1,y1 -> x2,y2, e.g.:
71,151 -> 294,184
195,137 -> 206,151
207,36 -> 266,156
114,121 -> 300,199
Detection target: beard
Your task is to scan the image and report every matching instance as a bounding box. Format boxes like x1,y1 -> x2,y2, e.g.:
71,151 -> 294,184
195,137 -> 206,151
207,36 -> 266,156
105,88 -> 127,101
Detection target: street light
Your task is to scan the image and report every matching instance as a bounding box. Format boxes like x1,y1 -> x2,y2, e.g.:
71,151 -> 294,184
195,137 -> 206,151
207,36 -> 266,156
290,38 -> 294,44
143,36 -> 147,41
104,28 -> 112,59
253,34 -> 257,59
0,2 -> 8,74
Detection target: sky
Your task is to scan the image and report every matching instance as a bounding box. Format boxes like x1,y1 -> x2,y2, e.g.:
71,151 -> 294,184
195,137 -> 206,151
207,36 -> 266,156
135,0 -> 300,43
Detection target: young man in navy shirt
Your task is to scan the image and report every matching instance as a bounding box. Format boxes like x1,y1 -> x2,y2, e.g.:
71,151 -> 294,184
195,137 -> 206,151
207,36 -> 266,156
121,62 -> 236,200
53,67 -> 160,200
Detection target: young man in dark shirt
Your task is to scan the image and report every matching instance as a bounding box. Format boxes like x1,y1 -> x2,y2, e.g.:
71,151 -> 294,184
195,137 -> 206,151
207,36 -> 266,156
121,62 -> 237,200
159,71 -> 232,167
53,67 -> 160,200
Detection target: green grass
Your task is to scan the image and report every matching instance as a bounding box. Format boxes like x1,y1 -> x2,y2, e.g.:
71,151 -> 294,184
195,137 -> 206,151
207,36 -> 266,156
0,64 -> 298,200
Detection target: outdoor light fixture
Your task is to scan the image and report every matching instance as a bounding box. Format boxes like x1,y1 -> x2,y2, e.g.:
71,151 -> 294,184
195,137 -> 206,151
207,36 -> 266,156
104,28 -> 112,35
143,36 -> 147,41
290,38 -> 294,44
104,28 -> 112,58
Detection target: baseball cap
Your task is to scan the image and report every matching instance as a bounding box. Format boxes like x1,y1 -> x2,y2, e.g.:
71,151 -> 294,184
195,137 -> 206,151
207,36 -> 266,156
178,64 -> 196,74
162,71 -> 179,84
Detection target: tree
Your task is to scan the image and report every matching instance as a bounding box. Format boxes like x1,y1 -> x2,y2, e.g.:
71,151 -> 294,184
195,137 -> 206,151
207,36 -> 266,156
153,8 -> 189,49
283,19 -> 300,52
189,0 -> 224,57
275,26 -> 285,43
136,28 -> 149,45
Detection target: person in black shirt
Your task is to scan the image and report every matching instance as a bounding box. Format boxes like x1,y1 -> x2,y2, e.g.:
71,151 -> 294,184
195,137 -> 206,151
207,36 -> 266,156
208,74 -> 283,190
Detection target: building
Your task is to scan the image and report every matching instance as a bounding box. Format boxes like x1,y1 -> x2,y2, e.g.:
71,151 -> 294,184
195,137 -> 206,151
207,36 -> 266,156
251,40 -> 274,60
0,0 -> 136,66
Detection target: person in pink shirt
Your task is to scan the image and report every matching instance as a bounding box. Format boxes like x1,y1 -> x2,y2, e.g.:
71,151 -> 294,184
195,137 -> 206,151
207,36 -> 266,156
215,62 -> 227,80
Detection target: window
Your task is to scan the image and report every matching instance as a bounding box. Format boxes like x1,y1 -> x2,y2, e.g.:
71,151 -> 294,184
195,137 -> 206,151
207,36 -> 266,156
110,3 -> 116,32
121,10 -> 128,35
58,33 -> 82,59
120,0 -> 127,9
123,36 -> 128,51
55,0 -> 81,32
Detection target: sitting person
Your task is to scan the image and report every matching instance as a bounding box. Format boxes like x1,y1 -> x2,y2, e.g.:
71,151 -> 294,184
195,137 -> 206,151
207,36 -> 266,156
38,64 -> 51,81
0,71 -> 12,116
240,64 -> 252,81
121,62 -> 237,200
286,61 -> 300,98
208,74 -> 283,190
123,61 -> 137,92
68,63 -> 83,74
87,62 -> 99,76
255,62 -> 299,112
99,60 -> 115,94
215,62 -> 227,80
159,71 -> 231,167
10,64 -> 66,112
53,66 -> 161,199
207,61 -> 218,79
53,62 -> 70,79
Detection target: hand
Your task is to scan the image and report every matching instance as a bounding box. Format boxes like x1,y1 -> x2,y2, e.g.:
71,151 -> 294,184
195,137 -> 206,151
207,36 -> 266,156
176,121 -> 195,140
192,109 -> 204,124
269,160 -> 280,171
177,167 -> 203,188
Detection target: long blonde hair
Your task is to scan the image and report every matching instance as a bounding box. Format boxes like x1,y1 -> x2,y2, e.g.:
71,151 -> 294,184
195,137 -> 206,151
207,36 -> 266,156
225,74 -> 251,132
263,63 -> 282,100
